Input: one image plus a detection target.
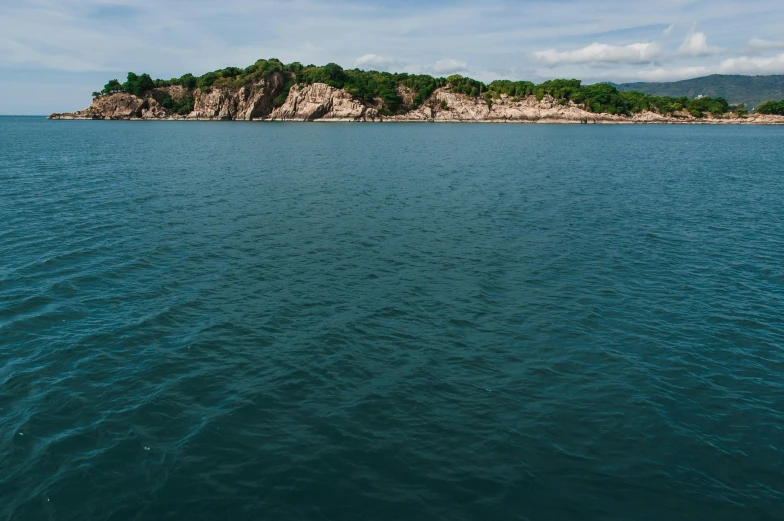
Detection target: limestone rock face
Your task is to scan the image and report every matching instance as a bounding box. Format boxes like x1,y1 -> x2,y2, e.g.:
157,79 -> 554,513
190,88 -> 236,120
189,72 -> 284,120
270,84 -> 379,121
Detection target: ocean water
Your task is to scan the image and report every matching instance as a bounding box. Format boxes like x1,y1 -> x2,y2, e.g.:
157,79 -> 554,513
1,117 -> 783,521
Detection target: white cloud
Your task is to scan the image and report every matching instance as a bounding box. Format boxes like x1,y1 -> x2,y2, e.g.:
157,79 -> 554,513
0,37 -> 105,71
638,53 -> 784,81
532,42 -> 660,66
747,38 -> 784,53
431,58 -> 468,75
677,32 -> 724,57
637,66 -> 712,82
718,53 -> 784,74
355,54 -> 398,71
4,0 -> 784,113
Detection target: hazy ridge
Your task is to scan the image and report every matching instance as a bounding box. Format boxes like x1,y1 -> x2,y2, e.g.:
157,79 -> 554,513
616,74 -> 784,109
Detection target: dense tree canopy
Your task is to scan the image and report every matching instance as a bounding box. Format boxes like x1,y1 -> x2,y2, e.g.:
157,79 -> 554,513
96,59 -> 754,117
756,99 -> 784,115
101,79 -> 123,95
487,80 -> 535,98
160,95 -> 195,115
123,73 -> 155,97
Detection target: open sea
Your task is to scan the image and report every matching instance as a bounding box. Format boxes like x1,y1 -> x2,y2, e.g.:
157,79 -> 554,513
1,117 -> 783,521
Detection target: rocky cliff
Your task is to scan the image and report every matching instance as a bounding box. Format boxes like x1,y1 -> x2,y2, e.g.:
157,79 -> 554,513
49,79 -> 784,124
50,72 -> 286,121
270,83 -> 381,121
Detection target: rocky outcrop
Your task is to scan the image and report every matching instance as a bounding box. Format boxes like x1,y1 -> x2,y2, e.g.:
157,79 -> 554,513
50,72 -> 287,121
390,89 -> 784,124
50,81 -> 784,125
188,72 -> 285,120
49,93 -> 149,120
270,83 -> 380,121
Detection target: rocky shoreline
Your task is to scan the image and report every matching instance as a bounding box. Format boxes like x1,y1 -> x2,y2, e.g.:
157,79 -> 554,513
49,73 -> 784,125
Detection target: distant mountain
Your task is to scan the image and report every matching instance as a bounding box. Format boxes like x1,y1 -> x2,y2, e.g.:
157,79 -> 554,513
616,75 -> 784,109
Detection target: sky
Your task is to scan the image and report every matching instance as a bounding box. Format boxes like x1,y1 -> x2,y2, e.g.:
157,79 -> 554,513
2,0 -> 784,114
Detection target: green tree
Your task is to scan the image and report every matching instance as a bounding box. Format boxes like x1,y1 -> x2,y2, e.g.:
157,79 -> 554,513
161,95 -> 195,115
102,79 -> 123,94
197,71 -> 219,90
123,72 -> 155,96
756,99 -> 784,115
178,73 -> 197,89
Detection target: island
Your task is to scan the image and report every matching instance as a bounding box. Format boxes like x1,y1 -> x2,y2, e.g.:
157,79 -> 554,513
49,59 -> 784,124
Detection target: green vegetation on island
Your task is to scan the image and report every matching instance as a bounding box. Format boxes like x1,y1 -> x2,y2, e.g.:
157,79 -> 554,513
160,95 -> 195,115
755,99 -> 784,115
95,58 -> 776,118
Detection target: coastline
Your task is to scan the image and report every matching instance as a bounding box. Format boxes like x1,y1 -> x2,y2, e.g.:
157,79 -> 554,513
48,80 -> 784,125
48,115 -> 784,125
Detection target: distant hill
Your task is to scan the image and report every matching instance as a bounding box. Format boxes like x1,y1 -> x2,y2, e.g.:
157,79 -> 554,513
616,75 -> 784,109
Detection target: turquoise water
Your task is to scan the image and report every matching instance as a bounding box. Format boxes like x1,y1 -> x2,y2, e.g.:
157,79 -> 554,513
1,117 -> 783,521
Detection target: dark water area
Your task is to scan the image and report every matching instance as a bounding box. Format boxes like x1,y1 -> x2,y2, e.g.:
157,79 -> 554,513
1,117 -> 783,521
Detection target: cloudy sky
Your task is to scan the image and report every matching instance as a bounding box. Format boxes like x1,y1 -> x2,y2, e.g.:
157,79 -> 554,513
2,0 -> 784,114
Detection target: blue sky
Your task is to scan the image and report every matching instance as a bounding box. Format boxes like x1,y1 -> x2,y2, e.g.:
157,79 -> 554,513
2,0 -> 784,114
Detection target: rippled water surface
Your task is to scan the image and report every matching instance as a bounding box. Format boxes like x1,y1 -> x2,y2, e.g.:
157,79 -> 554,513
1,117 -> 783,521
